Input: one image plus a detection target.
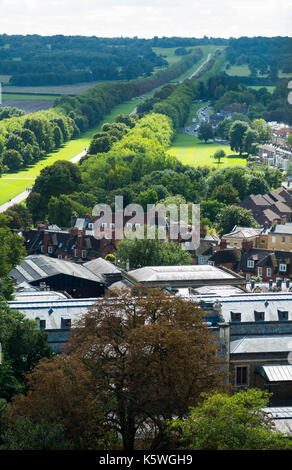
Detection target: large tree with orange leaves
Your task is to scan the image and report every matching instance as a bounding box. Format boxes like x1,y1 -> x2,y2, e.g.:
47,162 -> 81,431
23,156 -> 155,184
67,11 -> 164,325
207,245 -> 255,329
4,289 -> 227,450
66,288 -> 227,450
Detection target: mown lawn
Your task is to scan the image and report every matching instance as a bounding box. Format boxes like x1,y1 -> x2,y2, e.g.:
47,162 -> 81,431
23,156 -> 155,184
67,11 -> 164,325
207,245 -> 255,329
0,98 -> 142,205
2,93 -> 58,101
168,133 -> 247,168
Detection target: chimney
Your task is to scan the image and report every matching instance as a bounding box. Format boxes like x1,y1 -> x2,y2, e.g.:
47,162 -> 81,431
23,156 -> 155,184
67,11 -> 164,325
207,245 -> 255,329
37,223 -> 46,233
281,215 -> 287,225
70,214 -> 77,227
242,240 -> 253,252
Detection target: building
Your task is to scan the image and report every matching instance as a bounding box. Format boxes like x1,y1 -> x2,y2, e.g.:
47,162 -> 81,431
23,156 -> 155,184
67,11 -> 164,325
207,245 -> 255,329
121,264 -> 245,290
221,226 -> 263,249
10,255 -> 105,298
258,223 -> 292,252
193,291 -> 292,405
239,191 -> 292,227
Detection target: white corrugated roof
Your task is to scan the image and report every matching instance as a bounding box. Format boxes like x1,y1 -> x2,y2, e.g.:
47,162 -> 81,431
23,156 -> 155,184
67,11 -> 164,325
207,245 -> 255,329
258,365 -> 292,382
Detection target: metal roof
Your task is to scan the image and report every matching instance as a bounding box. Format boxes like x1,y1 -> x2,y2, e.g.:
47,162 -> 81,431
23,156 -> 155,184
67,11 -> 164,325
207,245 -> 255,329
257,365 -> 292,382
230,335 -> 292,354
262,407 -> 292,419
84,257 -> 121,275
10,255 -> 105,285
129,265 -> 238,283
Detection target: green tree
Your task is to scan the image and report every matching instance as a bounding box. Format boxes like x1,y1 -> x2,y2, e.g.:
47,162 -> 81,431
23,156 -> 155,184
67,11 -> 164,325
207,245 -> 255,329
3,149 -> 23,171
171,389 -> 292,450
198,123 -> 213,143
229,120 -> 250,155
0,302 -> 53,382
215,205 -> 259,235
212,149 -> 226,166
1,418 -> 72,450
247,176 -> 270,195
0,214 -> 26,300
211,183 -> 239,204
33,160 -> 82,199
116,236 -> 192,269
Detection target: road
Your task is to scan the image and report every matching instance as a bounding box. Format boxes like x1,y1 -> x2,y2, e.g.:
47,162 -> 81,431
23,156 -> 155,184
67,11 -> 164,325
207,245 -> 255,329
187,53 -> 212,81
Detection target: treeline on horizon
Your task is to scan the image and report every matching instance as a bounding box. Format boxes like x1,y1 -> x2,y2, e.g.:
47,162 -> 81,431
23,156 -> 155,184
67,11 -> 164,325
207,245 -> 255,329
0,35 -> 291,87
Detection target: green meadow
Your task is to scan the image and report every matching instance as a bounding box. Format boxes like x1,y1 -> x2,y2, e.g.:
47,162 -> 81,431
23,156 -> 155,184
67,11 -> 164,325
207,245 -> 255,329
0,98 -> 142,206
168,133 -> 247,168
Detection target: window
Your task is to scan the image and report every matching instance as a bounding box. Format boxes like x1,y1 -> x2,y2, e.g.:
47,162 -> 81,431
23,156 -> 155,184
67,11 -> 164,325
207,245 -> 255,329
61,318 -> 71,328
261,239 -> 265,244
246,273 -> 251,281
257,267 -> 262,276
58,255 -> 62,259
101,222 -> 107,228
88,223 -> 93,230
48,246 -> 53,254
134,223 -> 141,229
272,236 -> 276,244
126,223 -> 132,229
39,320 -> 46,329
74,248 -> 78,257
234,242 -> 238,246
236,366 -> 248,386
266,268 -> 272,277
247,259 -> 254,268
282,236 -> 286,243
81,250 -> 86,259
278,310 -> 289,321
110,223 -> 115,228
279,263 -> 287,272
254,311 -> 265,322
231,311 -> 241,322
40,245 -> 44,253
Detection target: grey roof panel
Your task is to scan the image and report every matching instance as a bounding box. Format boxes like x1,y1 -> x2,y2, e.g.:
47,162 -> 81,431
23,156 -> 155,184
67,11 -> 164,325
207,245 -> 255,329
258,365 -> 292,382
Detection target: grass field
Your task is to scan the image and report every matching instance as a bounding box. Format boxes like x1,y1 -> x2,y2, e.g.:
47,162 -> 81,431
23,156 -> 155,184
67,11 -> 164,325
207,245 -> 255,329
2,93 -> 58,101
225,64 -> 251,77
168,133 -> 247,168
248,85 -> 275,93
0,98 -> 142,205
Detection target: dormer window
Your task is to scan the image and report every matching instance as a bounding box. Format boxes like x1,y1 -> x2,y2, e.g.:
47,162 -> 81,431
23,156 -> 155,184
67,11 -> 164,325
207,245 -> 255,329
231,311 -> 241,322
254,311 -> 265,322
247,259 -> 254,268
279,263 -> 287,272
61,318 -> 71,328
278,310 -> 289,321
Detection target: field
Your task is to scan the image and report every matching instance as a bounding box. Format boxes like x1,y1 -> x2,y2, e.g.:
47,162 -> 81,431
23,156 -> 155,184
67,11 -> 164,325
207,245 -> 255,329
1,81 -> 111,96
224,64 -> 251,77
168,133 -> 247,168
0,98 -> 141,206
248,86 -> 275,93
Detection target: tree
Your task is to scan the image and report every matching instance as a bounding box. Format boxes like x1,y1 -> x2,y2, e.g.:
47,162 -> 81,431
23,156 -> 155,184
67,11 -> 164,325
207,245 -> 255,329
1,418 -> 73,450
116,237 -> 192,269
33,160 -> 82,199
198,123 -> 213,143
244,128 -> 259,155
65,289 -> 227,450
171,389 -> 292,450
0,214 -> 26,300
247,176 -> 270,195
211,183 -> 239,204
212,149 -> 226,166
215,205 -> 259,235
0,303 -> 53,383
4,355 -> 113,450
2,150 -> 23,171
288,134 -> 292,147
229,120 -> 250,155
